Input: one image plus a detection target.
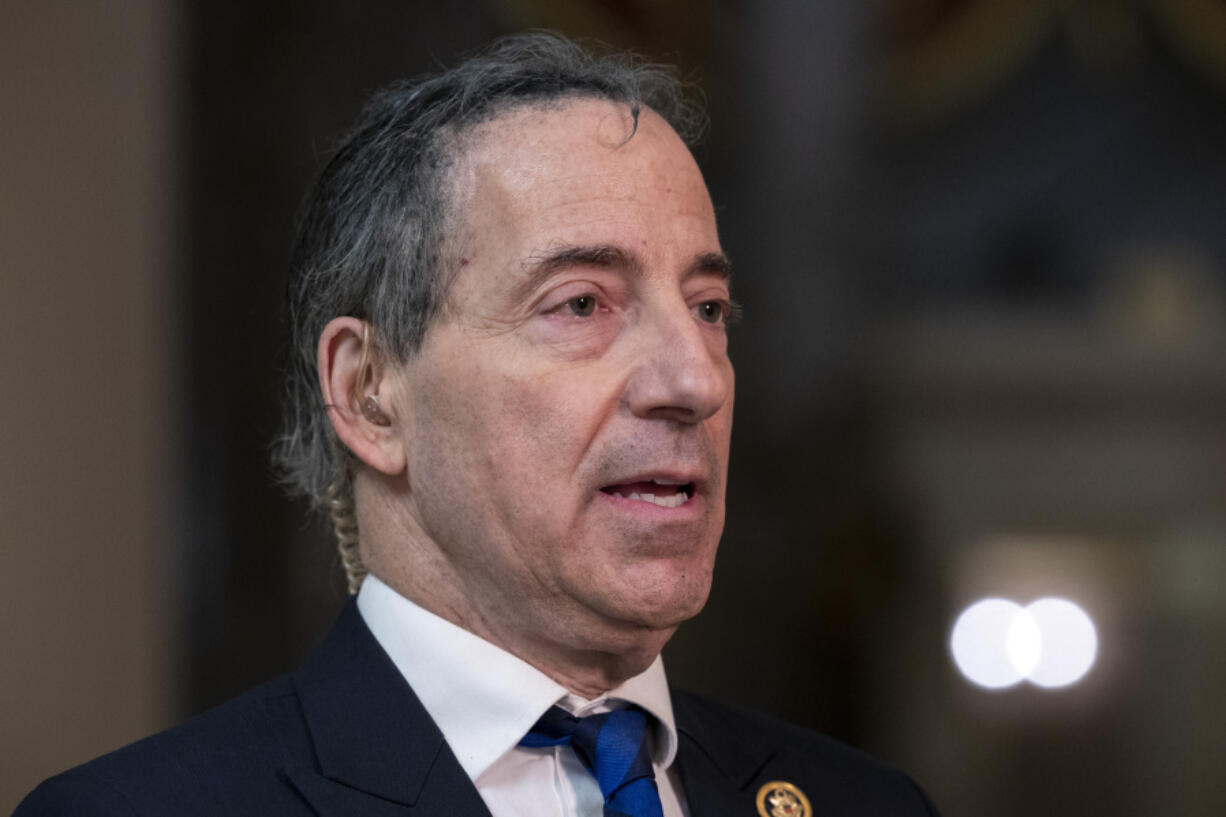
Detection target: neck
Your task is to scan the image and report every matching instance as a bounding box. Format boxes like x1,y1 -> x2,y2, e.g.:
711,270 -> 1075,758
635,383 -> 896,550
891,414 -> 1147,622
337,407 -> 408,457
489,619 -> 672,700
355,478 -> 676,699
370,560 -> 674,698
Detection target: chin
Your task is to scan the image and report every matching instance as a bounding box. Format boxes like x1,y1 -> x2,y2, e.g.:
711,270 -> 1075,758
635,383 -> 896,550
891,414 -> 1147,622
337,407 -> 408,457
604,573 -> 714,632
558,545 -> 717,639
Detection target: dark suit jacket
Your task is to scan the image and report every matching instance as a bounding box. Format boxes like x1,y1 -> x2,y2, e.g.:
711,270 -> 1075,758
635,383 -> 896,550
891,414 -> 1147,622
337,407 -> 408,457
15,600 -> 939,816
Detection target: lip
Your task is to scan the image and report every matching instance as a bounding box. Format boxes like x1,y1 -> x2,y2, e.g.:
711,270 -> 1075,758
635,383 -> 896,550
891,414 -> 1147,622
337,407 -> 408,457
596,469 -> 709,517
601,469 -> 707,490
597,489 -> 706,519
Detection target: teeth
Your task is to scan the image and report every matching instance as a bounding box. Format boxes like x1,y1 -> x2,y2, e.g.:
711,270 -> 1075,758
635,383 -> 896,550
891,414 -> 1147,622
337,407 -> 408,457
652,477 -> 682,485
616,491 -> 687,508
652,492 -> 687,508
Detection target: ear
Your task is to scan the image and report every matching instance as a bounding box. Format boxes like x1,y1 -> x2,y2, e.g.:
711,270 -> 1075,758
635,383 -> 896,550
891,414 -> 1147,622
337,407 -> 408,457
317,317 -> 406,476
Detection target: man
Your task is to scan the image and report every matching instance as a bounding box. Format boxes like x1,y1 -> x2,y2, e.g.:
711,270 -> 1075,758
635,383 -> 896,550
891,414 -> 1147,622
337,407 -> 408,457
17,33 -> 938,817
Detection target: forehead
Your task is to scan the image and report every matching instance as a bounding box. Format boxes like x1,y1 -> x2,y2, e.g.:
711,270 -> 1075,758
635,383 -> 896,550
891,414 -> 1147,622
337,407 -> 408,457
454,96 -> 704,185
443,98 -> 717,277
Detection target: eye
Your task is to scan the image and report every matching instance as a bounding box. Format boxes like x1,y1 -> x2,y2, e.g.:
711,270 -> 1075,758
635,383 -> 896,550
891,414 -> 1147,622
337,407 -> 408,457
695,300 -> 726,324
567,295 -> 598,317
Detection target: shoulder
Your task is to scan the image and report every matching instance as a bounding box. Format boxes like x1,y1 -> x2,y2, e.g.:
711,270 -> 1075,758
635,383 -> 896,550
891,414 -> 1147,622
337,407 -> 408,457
672,688 -> 893,768
671,690 -> 940,816
14,768 -> 139,817
13,676 -> 311,817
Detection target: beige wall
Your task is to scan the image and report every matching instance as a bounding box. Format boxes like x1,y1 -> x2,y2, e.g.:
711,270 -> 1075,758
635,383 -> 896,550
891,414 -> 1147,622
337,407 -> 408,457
0,1 -> 177,809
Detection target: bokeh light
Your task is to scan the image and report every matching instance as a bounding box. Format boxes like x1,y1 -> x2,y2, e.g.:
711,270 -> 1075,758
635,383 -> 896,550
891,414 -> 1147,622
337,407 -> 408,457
951,597 -> 1098,690
950,598 -> 1030,689
1024,597 -> 1098,688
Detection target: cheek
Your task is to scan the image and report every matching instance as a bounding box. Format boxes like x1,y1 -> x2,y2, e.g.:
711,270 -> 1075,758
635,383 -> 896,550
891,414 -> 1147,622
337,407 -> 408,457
482,376 -> 589,486
404,356 -> 514,513
479,377 -> 623,560
414,364 -> 592,512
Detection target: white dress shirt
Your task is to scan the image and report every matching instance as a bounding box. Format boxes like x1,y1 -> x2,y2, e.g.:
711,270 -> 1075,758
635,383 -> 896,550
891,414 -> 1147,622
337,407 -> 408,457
357,574 -> 690,817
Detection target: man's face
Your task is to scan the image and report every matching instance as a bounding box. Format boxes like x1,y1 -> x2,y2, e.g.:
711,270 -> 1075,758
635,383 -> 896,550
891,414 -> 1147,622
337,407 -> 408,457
383,99 -> 734,659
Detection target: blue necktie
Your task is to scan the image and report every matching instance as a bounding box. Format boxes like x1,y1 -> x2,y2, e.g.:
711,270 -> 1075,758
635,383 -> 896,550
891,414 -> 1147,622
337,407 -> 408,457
519,705 -> 665,817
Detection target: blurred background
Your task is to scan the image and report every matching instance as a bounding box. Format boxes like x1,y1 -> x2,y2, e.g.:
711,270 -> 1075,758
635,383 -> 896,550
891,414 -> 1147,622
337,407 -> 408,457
4,1 -> 1226,814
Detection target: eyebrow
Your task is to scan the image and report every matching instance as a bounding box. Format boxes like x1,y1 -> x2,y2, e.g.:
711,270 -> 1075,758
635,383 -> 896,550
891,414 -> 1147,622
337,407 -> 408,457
689,250 -> 733,282
512,243 -> 733,304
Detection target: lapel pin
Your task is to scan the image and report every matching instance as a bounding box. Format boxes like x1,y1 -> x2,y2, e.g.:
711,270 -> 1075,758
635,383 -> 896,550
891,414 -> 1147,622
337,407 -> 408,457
755,780 -> 811,817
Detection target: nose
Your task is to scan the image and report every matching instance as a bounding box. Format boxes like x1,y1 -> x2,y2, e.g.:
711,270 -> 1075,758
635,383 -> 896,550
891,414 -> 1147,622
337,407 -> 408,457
623,304 -> 732,424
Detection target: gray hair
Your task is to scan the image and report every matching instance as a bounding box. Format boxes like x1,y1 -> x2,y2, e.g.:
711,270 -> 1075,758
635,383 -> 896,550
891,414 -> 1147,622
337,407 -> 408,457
273,32 -> 706,590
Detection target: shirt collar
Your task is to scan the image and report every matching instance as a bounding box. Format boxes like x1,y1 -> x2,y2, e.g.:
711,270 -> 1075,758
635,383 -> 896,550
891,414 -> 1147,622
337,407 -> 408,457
356,574 -> 679,781
563,656 -> 679,772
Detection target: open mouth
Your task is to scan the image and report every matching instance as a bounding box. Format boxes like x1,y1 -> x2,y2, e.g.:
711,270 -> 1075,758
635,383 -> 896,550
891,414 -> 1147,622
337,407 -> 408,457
600,478 -> 695,509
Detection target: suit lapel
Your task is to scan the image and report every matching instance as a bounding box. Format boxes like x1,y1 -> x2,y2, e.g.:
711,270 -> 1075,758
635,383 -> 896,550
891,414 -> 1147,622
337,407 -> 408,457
288,600 -> 493,817
672,691 -> 776,817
